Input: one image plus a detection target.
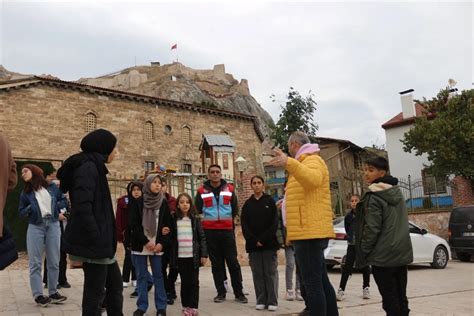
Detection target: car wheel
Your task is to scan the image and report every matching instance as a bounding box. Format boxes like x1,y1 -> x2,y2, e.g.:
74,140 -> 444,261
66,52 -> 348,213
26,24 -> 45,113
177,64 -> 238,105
457,252 -> 471,262
431,245 -> 448,269
326,264 -> 335,270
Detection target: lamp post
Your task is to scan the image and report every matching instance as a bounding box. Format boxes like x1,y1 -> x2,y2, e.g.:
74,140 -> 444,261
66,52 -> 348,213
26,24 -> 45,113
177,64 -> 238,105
235,156 -> 248,187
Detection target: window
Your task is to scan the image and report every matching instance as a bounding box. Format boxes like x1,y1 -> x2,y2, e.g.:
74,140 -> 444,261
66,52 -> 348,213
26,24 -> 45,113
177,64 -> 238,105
164,125 -> 172,135
144,161 -> 155,173
144,121 -> 154,141
85,112 -> 96,132
222,154 -> 229,170
182,126 -> 191,145
182,164 -> 192,173
422,169 -> 447,194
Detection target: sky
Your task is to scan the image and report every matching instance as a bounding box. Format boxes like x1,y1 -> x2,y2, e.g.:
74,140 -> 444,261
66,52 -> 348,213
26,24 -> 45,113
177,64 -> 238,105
1,0 -> 472,147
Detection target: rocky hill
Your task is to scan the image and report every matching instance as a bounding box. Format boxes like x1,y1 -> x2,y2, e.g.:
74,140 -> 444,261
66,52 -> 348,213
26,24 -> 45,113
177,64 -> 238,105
77,62 -> 274,138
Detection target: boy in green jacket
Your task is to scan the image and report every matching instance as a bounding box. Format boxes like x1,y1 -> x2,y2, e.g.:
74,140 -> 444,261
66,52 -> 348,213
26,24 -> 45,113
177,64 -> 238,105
355,157 -> 413,316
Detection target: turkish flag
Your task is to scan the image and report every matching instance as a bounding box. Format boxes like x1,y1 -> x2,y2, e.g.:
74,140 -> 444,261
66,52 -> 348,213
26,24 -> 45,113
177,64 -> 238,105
171,44 -> 177,50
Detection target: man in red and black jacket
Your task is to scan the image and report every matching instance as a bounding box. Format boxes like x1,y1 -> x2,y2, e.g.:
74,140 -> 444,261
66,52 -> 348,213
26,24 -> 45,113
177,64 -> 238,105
195,164 -> 247,304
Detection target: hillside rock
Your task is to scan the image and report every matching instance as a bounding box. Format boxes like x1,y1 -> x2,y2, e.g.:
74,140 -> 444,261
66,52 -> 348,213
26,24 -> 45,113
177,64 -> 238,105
77,62 -> 274,139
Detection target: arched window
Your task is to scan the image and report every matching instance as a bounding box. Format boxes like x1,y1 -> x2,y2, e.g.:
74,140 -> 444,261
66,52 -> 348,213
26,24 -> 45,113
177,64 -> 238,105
144,121 -> 154,141
85,112 -> 96,132
182,126 -> 191,145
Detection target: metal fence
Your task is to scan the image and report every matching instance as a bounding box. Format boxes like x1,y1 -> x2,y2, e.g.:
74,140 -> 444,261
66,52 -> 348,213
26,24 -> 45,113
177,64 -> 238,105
398,175 -> 453,212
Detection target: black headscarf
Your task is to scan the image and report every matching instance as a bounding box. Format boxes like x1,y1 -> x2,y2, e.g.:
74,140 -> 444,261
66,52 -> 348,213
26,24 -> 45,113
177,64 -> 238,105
80,129 -> 117,157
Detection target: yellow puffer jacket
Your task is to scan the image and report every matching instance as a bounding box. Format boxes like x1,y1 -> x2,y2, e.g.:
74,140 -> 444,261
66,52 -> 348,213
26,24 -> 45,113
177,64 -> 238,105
285,153 -> 335,241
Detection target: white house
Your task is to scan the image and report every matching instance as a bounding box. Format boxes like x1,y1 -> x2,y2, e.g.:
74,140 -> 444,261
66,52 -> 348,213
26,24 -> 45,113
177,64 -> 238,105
382,89 -> 452,208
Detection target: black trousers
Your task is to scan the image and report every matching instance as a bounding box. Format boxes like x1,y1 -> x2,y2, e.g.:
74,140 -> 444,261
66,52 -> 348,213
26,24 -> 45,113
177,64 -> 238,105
161,251 -> 179,298
178,257 -> 200,308
204,229 -> 244,297
82,261 -> 123,316
372,265 -> 410,316
339,245 -> 371,291
121,243 -> 136,282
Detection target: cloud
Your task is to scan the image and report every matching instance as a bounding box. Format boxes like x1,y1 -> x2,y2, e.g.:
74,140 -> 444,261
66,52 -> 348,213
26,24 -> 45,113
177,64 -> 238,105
1,1 -> 471,147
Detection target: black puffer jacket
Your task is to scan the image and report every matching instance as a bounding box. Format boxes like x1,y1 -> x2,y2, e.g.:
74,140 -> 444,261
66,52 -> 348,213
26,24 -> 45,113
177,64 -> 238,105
57,152 -> 117,259
128,199 -> 173,253
169,214 -> 208,269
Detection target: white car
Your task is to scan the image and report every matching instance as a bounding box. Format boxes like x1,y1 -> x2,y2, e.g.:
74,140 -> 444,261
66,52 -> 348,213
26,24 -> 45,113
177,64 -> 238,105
325,218 -> 451,269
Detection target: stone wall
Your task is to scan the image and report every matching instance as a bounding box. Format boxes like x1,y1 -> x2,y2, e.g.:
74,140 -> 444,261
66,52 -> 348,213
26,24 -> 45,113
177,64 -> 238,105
408,210 -> 450,240
0,83 -> 263,181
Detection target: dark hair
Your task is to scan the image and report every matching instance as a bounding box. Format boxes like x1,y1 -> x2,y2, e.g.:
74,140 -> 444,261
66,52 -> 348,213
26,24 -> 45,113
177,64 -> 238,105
250,175 -> 265,186
364,156 -> 389,172
350,194 -> 360,200
175,192 -> 195,219
207,164 -> 222,172
22,164 -> 49,193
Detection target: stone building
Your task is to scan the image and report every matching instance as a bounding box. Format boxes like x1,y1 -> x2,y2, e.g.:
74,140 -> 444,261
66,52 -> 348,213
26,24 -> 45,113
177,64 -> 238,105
0,76 -> 264,187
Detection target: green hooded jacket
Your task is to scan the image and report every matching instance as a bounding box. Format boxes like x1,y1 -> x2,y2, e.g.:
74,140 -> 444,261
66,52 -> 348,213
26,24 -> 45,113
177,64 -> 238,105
355,179 -> 413,268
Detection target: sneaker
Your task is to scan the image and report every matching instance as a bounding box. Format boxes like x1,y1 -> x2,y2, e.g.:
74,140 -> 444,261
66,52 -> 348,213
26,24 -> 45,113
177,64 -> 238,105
133,309 -> 145,316
298,307 -> 311,316
363,286 -> 370,299
49,292 -> 67,304
58,281 -> 71,289
190,308 -> 199,316
268,305 -> 278,311
167,297 -> 175,305
242,287 -> 250,296
182,307 -> 193,316
295,289 -> 304,301
256,304 -> 265,310
123,282 -> 129,288
214,294 -> 226,303
35,295 -> 51,307
156,309 -> 167,316
336,288 -> 345,301
132,280 -> 137,287
130,289 -> 138,298
235,295 -> 248,304
285,289 -> 295,301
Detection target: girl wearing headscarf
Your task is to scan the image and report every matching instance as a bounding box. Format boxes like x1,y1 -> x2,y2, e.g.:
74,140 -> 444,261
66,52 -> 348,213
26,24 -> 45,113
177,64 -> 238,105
19,164 -> 68,307
57,128 -> 123,316
129,174 -> 173,316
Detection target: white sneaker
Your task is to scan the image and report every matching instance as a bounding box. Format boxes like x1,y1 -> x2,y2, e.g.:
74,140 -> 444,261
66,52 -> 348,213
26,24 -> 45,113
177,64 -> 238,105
242,287 -> 250,296
363,287 -> 370,299
255,304 -> 265,310
336,288 -> 345,301
132,280 -> 137,287
285,289 -> 295,301
122,282 -> 129,288
268,305 -> 278,312
295,289 -> 304,301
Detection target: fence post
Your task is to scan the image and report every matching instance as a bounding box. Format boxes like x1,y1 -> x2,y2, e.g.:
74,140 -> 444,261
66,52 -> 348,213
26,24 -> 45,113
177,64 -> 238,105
408,175 -> 413,212
434,177 -> 439,210
190,173 -> 195,197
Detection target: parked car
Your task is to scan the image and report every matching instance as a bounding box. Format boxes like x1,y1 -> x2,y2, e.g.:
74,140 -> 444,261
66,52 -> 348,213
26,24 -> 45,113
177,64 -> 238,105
448,205 -> 474,262
326,218 -> 451,269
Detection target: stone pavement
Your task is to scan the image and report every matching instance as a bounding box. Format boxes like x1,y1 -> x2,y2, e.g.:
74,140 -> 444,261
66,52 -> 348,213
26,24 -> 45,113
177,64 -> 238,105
0,261 -> 473,316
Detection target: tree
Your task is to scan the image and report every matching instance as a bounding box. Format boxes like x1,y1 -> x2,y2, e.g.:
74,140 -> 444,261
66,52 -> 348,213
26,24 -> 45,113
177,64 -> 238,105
270,87 -> 318,152
402,87 -> 474,181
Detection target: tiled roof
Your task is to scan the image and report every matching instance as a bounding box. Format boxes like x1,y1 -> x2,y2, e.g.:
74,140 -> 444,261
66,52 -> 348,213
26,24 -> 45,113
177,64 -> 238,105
0,76 -> 265,141
382,104 -> 435,129
313,136 -> 364,152
202,134 -> 236,147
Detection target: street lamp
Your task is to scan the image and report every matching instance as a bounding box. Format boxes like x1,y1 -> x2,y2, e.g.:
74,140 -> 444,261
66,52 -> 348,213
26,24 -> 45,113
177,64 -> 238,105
235,156 -> 248,186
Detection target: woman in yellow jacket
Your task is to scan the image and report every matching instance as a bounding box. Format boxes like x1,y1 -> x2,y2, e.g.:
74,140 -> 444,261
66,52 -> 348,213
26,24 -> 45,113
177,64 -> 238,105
269,131 -> 338,316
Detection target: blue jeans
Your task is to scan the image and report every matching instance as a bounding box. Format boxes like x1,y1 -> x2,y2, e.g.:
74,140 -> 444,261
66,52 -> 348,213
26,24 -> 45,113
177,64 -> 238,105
26,219 -> 60,298
131,253 -> 153,285
293,239 -> 338,316
134,254 -> 167,312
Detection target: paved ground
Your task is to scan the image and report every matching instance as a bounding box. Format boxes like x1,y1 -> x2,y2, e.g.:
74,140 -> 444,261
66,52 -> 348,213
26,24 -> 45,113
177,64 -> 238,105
0,260 -> 473,316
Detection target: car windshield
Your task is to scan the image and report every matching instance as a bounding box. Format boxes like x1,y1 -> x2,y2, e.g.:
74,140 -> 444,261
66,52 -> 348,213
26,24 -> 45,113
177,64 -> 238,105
333,217 -> 345,228
450,207 -> 474,222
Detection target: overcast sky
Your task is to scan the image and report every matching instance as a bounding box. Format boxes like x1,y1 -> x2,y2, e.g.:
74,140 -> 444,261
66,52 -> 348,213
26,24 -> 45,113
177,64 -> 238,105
1,1 -> 472,147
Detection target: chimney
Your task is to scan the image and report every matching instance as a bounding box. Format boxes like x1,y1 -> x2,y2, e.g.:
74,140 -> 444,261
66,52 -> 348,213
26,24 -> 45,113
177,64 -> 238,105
399,89 -> 415,119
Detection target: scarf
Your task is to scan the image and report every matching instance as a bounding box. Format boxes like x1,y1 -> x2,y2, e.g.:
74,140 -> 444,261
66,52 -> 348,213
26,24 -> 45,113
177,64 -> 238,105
142,174 -> 164,237
295,143 -> 320,160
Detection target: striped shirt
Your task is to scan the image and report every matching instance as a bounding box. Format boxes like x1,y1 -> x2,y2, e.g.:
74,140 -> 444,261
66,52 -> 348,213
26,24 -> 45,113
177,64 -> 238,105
177,217 -> 193,258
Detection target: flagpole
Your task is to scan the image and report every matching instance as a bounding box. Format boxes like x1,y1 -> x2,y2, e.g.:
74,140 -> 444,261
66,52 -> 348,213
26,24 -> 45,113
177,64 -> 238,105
176,48 -> 179,63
